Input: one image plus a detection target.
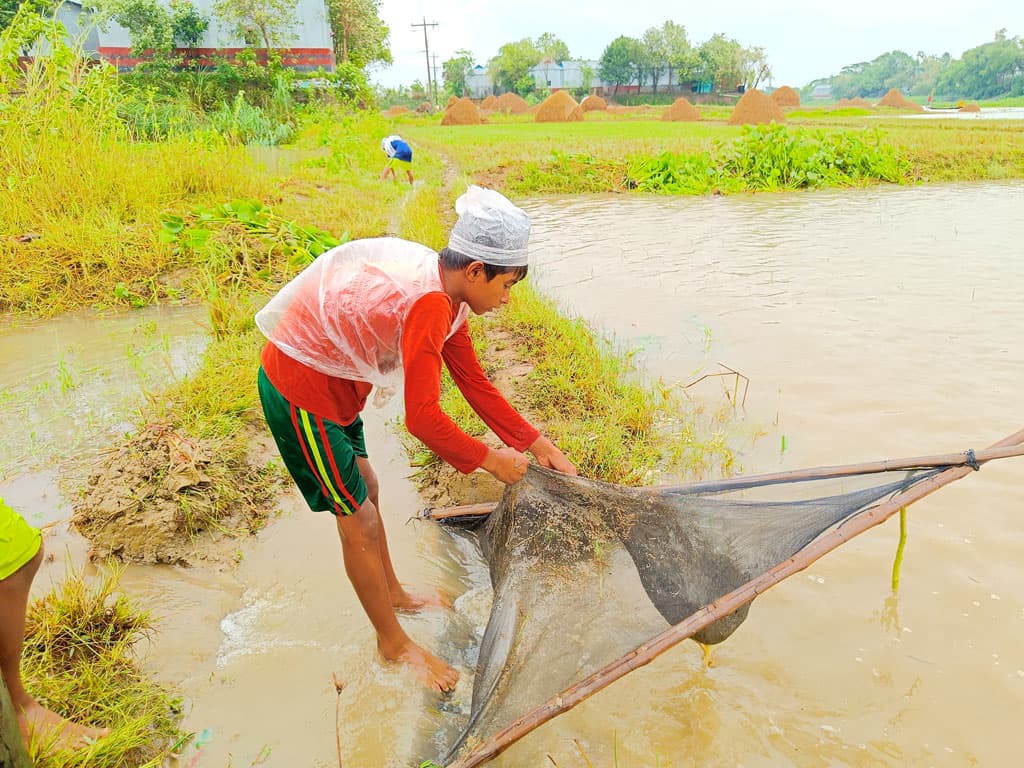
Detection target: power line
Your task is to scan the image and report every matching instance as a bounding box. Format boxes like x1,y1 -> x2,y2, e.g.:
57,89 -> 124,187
411,17 -> 438,104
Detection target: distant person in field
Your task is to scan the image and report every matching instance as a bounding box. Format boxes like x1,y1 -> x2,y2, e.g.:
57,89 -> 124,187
1,497 -> 110,752
381,134 -> 414,184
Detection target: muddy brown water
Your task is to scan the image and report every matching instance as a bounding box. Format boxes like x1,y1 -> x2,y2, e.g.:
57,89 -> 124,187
2,181 -> 1022,767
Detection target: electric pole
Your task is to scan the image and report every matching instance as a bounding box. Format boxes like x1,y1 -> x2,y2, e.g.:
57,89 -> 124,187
411,17 -> 438,105
432,52 -> 440,104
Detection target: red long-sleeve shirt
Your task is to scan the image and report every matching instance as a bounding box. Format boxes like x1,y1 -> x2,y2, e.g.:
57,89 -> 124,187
261,291 -> 538,473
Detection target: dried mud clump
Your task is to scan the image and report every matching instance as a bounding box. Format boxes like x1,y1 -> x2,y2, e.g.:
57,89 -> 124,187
495,92 -> 530,114
441,97 -> 483,125
959,102 -> 981,113
72,424 -> 277,565
728,89 -> 785,125
535,90 -> 583,122
580,94 -> 607,111
877,88 -> 923,112
770,85 -> 801,107
480,94 -> 498,109
662,97 -> 700,121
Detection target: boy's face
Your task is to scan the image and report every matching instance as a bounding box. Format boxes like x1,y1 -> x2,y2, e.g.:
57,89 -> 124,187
465,263 -> 522,315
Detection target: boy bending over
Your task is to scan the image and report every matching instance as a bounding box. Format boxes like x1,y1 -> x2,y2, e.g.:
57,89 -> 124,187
255,186 -> 575,692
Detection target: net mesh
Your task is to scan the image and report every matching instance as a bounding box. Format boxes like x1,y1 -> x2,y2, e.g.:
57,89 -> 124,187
433,463 -> 942,764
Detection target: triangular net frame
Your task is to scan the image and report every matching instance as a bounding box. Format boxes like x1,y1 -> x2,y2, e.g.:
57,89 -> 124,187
428,430 -> 1024,767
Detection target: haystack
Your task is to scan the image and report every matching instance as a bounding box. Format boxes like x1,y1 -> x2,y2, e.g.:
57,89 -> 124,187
441,97 -> 482,126
662,96 -> 700,121
481,94 -> 498,109
535,90 -> 584,122
382,105 -> 410,117
580,94 -> 607,111
959,101 -> 981,113
877,88 -> 923,112
417,101 -> 433,114
728,89 -> 785,125
446,95 -> 459,107
495,92 -> 530,114
770,85 -> 801,107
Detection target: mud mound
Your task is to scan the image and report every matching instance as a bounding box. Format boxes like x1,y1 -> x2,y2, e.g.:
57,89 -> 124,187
442,97 -> 482,125
72,425 -> 275,565
535,90 -> 583,122
959,101 -> 981,113
662,97 -> 700,121
877,88 -> 923,112
836,97 -> 873,108
580,94 -> 607,111
495,92 -> 530,114
728,88 -> 785,125
481,94 -> 498,109
770,85 -> 801,107
382,105 -> 410,117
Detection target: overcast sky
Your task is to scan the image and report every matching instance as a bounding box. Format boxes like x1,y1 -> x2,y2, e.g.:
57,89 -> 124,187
371,0 -> 1022,90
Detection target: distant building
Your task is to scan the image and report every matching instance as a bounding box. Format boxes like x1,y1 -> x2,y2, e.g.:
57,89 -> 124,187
33,0 -> 334,72
530,59 -> 596,90
465,64 -> 492,98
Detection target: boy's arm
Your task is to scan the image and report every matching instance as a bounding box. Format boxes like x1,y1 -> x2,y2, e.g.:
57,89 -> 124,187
403,294 -> 535,483
441,321 -> 576,475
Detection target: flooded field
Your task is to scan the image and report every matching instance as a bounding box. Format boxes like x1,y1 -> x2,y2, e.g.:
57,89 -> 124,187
2,181 -> 1022,767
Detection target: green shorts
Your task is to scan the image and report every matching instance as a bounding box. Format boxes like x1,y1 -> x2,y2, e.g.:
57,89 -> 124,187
258,367 -> 369,515
1,497 -> 42,580
385,157 -> 412,169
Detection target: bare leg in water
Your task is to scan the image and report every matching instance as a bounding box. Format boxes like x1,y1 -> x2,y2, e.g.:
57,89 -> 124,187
1,544 -> 110,750
356,457 -> 449,611
336,461 -> 459,692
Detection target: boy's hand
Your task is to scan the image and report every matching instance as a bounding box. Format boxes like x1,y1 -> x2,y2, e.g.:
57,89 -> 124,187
481,446 -> 530,485
527,435 -> 577,476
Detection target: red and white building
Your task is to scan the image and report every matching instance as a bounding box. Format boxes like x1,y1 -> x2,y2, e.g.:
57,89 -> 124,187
48,0 -> 335,72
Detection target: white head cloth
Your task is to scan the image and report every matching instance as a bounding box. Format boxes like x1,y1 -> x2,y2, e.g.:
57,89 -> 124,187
447,185 -> 531,267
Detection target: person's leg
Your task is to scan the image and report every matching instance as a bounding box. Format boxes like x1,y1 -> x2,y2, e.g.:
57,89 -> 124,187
405,168 -> 414,184
0,540 -> 109,748
334,500 -> 459,692
257,372 -> 457,691
354,457 -> 448,611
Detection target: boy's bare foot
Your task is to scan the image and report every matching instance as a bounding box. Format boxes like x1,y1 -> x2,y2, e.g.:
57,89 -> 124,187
380,638 -> 460,693
18,700 -> 110,750
392,585 -> 451,612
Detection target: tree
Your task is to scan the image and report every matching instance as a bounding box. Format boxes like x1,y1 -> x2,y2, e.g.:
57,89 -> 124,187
535,32 -> 569,64
442,48 -> 473,97
325,0 -> 390,68
936,34 -> 1024,99
598,35 -> 642,98
170,0 -> 209,48
641,25 -> 666,94
92,0 -> 176,54
488,38 -> 541,95
1,0 -> 57,34
662,20 -> 696,92
212,0 -> 297,49
698,33 -> 745,92
743,45 -> 771,90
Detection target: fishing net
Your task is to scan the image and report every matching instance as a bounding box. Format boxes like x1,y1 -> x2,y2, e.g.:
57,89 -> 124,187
431,462 -> 948,766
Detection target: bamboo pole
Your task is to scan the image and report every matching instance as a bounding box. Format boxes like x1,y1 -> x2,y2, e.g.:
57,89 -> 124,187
425,440 -> 1024,522
446,427 -> 1024,768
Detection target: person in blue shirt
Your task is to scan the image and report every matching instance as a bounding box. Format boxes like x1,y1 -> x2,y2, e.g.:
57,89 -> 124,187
381,134 -> 414,184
